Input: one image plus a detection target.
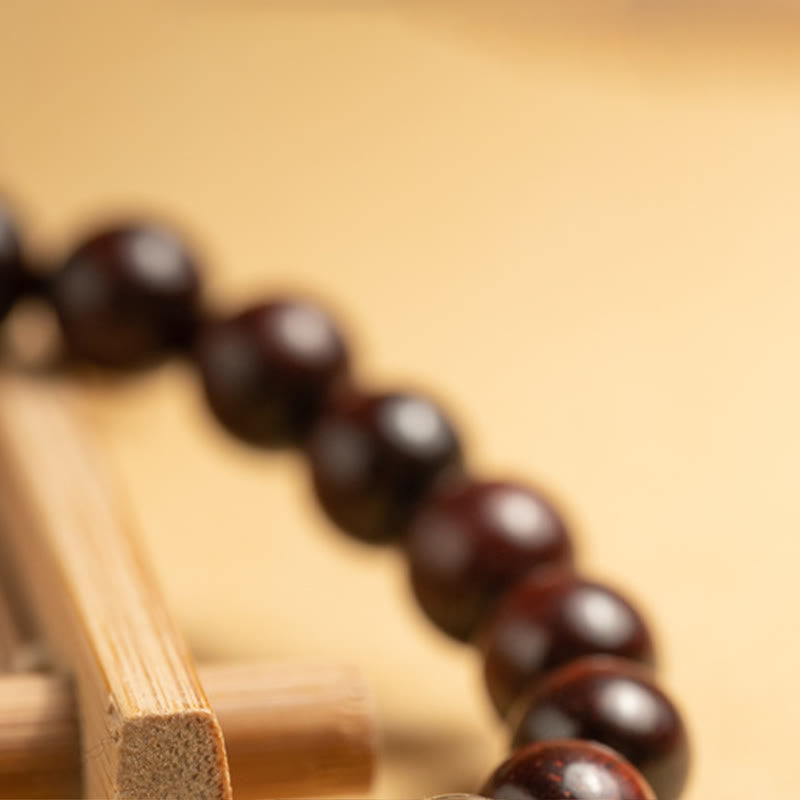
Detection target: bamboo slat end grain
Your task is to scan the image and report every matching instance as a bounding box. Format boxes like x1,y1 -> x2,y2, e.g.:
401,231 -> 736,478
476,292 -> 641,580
116,710 -> 229,800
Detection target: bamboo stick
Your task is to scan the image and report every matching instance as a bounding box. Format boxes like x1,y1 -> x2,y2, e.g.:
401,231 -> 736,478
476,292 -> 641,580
0,661 -> 376,799
0,456 -> 376,799
0,373 -> 232,800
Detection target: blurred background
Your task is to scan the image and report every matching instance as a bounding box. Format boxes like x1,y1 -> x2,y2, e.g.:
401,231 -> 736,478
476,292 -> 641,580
3,2 -> 800,798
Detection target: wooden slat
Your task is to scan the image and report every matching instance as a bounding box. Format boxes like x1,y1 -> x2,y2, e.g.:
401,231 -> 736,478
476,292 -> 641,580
0,661 -> 376,799
0,372 -> 232,799
205,661 -> 376,798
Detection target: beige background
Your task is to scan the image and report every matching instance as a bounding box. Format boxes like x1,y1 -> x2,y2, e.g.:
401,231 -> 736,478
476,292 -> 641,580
3,3 -> 800,799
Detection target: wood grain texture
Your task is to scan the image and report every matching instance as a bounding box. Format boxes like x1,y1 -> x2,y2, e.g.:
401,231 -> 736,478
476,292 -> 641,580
0,670 -> 81,799
0,373 -> 232,800
0,570 -> 376,798
203,661 -> 376,798
0,662 -> 375,799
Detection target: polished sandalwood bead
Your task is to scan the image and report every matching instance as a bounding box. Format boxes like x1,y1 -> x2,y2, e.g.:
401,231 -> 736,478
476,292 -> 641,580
481,740 -> 656,800
195,300 -> 350,445
308,390 -> 463,543
406,480 -> 574,641
511,657 -> 689,800
0,206 -> 25,321
50,224 -> 200,366
482,568 -> 655,716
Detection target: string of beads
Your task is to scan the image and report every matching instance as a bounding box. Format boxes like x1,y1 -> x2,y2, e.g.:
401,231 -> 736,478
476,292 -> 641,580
0,208 -> 690,800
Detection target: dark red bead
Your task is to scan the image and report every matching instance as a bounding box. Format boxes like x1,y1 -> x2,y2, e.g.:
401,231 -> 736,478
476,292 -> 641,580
481,740 -> 656,800
482,568 -> 655,716
406,479 -> 574,641
308,390 -> 463,543
195,299 -> 350,445
0,205 -> 25,321
511,657 -> 689,800
50,224 -> 200,366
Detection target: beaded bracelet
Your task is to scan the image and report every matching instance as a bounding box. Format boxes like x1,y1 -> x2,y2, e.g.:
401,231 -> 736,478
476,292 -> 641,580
0,206 -> 690,800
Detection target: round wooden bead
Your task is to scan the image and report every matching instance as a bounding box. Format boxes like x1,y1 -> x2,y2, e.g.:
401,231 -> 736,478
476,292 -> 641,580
195,300 -> 350,445
50,224 -> 200,366
406,480 -> 574,641
308,390 -> 463,543
482,568 -> 655,716
481,740 -> 656,800
0,205 -> 25,321
510,657 -> 689,800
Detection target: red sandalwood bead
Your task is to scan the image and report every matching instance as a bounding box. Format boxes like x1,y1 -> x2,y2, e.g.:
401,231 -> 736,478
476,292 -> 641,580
406,479 -> 574,640
481,740 -> 656,800
195,299 -> 350,445
482,568 -> 655,716
0,205 -> 25,321
50,223 -> 201,366
510,656 -> 689,800
308,390 -> 463,543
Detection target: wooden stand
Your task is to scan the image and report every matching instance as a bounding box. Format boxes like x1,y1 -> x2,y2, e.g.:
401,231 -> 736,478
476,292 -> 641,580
0,662 -> 375,799
0,551 -> 376,798
0,373 -> 232,799
0,371 -> 377,797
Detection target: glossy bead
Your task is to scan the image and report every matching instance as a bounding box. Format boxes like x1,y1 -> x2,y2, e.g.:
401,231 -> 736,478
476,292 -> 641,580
0,205 -> 25,321
406,480 -> 574,641
481,740 -> 656,800
308,390 -> 463,543
511,657 -> 689,800
50,224 -> 200,366
195,300 -> 350,445
482,568 -> 655,716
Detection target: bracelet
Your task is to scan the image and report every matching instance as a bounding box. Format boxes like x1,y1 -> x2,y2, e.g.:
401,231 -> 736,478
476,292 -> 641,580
0,205 -> 690,800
